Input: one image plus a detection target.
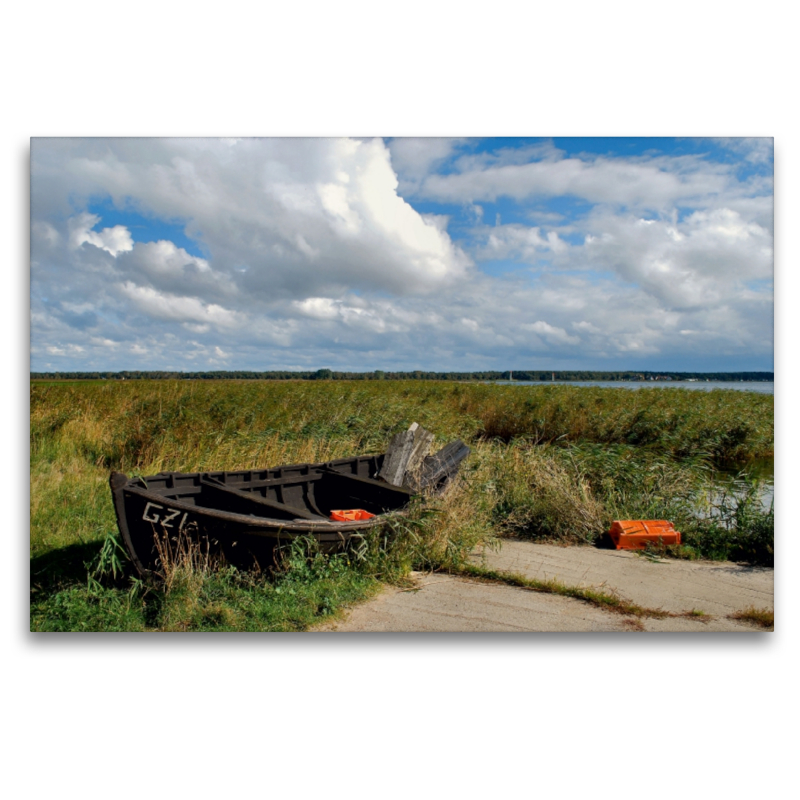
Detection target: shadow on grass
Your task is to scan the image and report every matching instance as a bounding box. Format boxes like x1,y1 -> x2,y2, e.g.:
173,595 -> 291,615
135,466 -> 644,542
30,541 -> 152,632
30,541 -> 107,598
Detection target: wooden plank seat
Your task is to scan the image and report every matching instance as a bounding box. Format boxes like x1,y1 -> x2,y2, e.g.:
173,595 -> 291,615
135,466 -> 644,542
198,476 -> 324,521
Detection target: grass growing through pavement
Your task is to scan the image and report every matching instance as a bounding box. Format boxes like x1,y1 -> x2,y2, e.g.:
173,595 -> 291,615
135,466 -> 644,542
30,380 -> 774,631
450,564 -> 764,627
728,607 -> 774,629
450,562 -> 669,619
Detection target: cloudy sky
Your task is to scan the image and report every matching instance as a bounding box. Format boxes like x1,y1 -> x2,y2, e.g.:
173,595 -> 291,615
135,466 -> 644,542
30,137 -> 773,373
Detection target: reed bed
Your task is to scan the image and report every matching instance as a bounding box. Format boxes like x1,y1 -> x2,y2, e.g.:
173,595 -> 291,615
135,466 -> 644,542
30,379 -> 773,631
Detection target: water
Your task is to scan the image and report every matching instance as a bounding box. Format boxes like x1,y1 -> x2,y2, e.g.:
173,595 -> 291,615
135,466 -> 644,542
488,378 -> 774,508
715,458 -> 774,511
490,380 -> 774,394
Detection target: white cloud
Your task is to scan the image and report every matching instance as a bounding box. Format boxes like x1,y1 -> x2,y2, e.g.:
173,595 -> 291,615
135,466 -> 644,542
475,224 -> 566,261
386,137 -> 466,194
294,297 -> 339,320
521,321 -> 580,345
119,282 -> 244,328
115,240 -> 237,301
34,138 -> 471,304
32,221 -> 61,247
579,207 -> 772,309
416,151 -> 758,212
131,239 -> 210,273
46,344 -> 84,356
292,295 -> 424,334
68,212 -> 133,256
712,137 -> 773,164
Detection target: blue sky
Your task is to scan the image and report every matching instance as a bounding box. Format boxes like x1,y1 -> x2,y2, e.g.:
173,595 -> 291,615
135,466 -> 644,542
30,137 -> 773,373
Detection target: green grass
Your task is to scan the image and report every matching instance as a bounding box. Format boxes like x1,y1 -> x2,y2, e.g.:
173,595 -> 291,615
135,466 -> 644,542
30,380 -> 774,631
451,562 -> 669,618
448,564 -> 757,626
31,537 -> 383,632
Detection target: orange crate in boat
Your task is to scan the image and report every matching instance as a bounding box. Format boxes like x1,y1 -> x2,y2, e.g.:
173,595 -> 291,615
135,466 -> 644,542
329,509 -> 376,522
609,520 -> 680,550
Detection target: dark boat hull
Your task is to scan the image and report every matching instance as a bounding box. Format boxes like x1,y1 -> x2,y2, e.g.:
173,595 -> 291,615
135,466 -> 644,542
110,453 -> 416,575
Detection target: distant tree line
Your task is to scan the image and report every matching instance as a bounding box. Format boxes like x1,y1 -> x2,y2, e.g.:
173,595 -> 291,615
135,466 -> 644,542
30,369 -> 775,382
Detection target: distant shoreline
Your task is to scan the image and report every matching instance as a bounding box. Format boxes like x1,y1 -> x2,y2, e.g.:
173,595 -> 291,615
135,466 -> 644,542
29,370 -> 775,382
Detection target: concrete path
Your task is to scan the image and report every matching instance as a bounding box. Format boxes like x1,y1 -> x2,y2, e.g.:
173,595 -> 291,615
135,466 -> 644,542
472,540 -> 774,618
316,539 -> 774,633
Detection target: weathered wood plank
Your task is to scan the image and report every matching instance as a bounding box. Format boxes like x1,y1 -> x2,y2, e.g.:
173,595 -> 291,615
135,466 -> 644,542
403,426 -> 435,485
378,429 -> 417,486
419,439 -> 471,490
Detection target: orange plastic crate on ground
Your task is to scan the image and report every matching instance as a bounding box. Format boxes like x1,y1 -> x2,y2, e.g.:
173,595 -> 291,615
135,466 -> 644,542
329,509 -> 376,522
609,520 -> 681,550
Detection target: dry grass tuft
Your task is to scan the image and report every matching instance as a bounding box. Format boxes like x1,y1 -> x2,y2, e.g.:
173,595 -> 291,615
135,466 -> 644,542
621,618 -> 646,631
729,606 -> 774,629
151,524 -> 220,592
489,444 -> 605,543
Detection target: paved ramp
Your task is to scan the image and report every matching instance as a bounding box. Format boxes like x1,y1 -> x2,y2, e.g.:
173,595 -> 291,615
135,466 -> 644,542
316,540 -> 773,633
317,572 -> 635,632
472,540 -> 774,618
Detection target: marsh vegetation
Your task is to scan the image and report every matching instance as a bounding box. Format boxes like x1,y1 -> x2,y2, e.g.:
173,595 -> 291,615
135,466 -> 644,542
30,380 -> 774,631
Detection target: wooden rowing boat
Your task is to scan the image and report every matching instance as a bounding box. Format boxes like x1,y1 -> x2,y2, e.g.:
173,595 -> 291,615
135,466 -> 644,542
109,430 -> 469,576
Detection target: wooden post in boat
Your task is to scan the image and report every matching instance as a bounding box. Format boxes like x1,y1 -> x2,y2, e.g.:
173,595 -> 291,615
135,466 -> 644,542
418,439 -> 471,492
379,426 -> 417,486
405,425 -> 435,477
379,422 -> 435,487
